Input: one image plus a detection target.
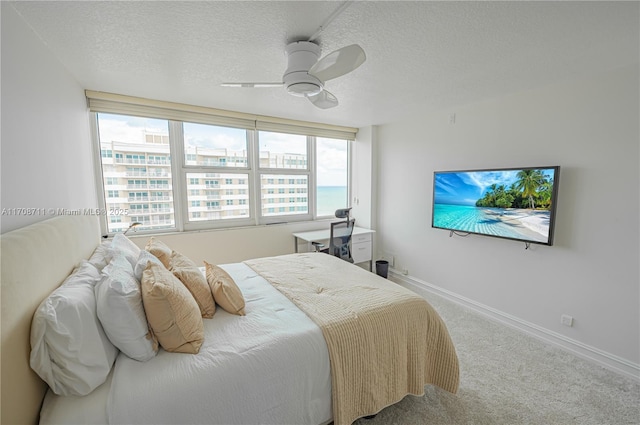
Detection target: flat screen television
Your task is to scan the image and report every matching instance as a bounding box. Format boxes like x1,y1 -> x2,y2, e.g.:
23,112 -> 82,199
432,166 -> 560,246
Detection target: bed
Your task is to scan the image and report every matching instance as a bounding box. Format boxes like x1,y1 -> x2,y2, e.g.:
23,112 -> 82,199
1,215 -> 459,425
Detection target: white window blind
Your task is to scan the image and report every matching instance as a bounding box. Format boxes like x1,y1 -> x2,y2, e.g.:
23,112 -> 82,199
86,90 -> 357,140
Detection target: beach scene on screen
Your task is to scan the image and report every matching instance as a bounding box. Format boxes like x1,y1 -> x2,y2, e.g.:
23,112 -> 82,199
433,168 -> 557,243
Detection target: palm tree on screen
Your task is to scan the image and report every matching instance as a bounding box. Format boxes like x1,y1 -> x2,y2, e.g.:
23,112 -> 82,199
514,169 -> 545,209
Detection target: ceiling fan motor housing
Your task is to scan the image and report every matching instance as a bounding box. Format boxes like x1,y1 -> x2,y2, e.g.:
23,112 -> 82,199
283,41 -> 323,97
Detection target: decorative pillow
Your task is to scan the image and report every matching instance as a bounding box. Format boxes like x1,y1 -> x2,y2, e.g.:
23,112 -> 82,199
134,249 -> 164,282
169,251 -> 216,318
30,261 -> 118,396
204,261 -> 246,316
95,253 -> 158,361
87,239 -> 112,271
109,233 -> 140,269
141,262 -> 204,354
145,237 -> 172,268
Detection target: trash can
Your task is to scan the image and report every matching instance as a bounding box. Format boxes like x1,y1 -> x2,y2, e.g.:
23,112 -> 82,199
375,260 -> 389,278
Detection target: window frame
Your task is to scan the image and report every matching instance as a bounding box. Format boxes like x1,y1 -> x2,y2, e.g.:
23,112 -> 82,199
88,93 -> 355,235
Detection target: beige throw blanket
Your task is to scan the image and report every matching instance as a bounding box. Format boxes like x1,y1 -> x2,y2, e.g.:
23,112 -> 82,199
244,253 -> 459,425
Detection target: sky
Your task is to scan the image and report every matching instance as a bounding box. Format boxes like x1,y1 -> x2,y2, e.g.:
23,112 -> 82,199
434,168 -> 556,206
98,113 -> 347,186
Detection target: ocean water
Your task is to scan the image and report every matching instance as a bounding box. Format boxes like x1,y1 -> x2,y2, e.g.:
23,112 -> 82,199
433,204 -> 549,242
317,186 -> 347,217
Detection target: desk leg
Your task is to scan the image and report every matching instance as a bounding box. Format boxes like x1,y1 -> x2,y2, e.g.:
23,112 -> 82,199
294,236 -> 299,253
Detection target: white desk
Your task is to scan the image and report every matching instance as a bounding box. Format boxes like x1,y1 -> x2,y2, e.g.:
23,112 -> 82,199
293,226 -> 375,269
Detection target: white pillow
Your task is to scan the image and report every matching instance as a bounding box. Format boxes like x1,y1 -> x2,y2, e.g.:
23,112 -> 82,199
95,253 -> 158,362
87,239 -> 112,271
30,261 -> 118,396
108,233 -> 140,269
134,249 -> 164,282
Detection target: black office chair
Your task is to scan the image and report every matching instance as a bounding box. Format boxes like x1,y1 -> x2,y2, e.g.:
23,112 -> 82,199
313,218 -> 355,263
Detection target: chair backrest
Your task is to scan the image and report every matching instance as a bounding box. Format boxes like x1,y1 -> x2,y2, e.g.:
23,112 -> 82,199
329,219 -> 355,263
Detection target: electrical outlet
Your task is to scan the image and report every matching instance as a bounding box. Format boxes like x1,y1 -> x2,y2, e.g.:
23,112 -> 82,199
561,314 -> 574,327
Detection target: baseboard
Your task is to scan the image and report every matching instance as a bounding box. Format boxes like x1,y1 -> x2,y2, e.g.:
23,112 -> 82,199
390,270 -> 640,383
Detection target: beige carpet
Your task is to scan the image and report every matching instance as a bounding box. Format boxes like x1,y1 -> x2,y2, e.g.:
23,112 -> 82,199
352,280 -> 640,425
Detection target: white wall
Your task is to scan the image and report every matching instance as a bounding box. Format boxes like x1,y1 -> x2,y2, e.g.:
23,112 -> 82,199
1,4 -> 96,234
376,65 -> 639,374
127,219 -> 338,265
351,126 -> 376,230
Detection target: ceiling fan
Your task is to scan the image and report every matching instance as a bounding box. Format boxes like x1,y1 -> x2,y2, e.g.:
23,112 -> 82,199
221,2 -> 366,109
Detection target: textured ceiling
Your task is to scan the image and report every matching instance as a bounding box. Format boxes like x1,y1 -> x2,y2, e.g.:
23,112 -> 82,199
8,1 -> 639,128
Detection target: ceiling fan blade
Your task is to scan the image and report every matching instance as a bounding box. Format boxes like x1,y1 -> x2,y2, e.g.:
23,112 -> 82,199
307,90 -> 338,109
308,44 -> 366,82
221,82 -> 283,88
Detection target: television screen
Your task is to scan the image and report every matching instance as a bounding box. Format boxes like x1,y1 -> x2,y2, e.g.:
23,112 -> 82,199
432,166 -> 560,246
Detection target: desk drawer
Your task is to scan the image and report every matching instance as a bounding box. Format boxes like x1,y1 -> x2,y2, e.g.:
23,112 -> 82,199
352,233 -> 371,244
351,241 -> 372,264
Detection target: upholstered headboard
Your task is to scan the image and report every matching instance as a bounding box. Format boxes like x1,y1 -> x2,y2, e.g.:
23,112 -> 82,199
1,215 -> 101,425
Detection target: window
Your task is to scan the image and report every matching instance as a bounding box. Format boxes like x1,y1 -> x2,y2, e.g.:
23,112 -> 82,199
90,95 -> 354,234
258,131 -> 307,169
129,192 -> 148,201
257,131 -> 310,219
183,122 -> 247,168
316,137 -> 349,217
96,114 -> 173,233
186,172 -> 249,221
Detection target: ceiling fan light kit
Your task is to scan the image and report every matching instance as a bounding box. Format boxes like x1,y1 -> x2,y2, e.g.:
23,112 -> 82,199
284,41 -> 324,97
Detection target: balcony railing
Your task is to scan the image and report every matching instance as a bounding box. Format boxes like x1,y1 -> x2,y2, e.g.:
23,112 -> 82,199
115,158 -> 146,164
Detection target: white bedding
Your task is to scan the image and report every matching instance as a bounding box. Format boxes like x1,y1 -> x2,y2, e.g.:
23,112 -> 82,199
40,263 -> 332,425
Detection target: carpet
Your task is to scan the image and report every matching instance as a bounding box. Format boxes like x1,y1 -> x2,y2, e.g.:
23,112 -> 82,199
351,280 -> 640,425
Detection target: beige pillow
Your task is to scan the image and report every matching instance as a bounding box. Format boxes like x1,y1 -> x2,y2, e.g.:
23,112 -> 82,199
145,237 -> 172,268
204,261 -> 246,316
170,251 -> 216,319
141,262 -> 204,354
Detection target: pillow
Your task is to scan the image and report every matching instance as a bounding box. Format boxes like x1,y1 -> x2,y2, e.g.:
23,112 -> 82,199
87,239 -> 112,271
30,261 -> 118,396
204,261 -> 246,316
95,253 -> 158,361
169,251 -> 216,318
134,249 -> 164,282
141,262 -> 204,354
109,233 -> 140,269
145,237 -> 172,268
